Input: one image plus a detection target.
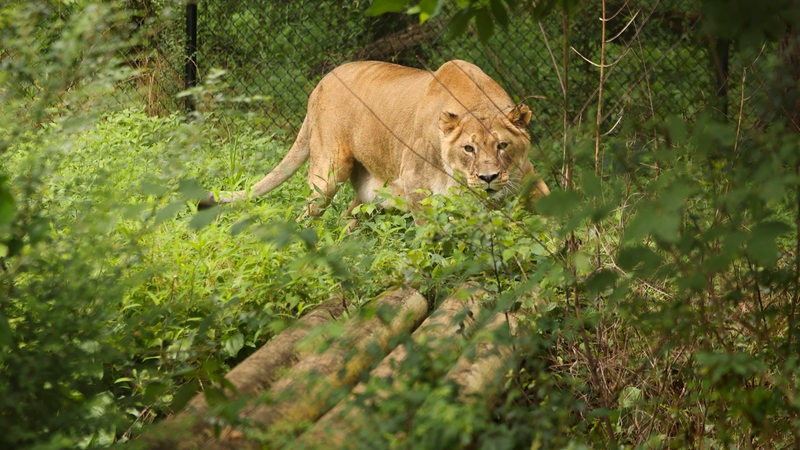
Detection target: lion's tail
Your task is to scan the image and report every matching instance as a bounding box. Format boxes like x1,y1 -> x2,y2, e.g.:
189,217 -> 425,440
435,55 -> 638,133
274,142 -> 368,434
199,116 -> 311,208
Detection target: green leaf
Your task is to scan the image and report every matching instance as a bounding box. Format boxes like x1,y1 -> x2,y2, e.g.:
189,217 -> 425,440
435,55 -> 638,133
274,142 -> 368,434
474,8 -> 495,42
747,220 -> 791,266
261,222 -> 299,249
618,386 -> 642,409
140,180 -> 168,197
298,228 -> 318,249
366,0 -> 408,16
579,171 -> 602,199
230,217 -> 255,236
170,378 -> 200,413
419,0 -> 444,22
665,115 -> 688,145
223,332 -> 245,357
143,381 -> 169,403
534,189 -> 582,219
0,313 -> 11,350
629,205 -> 681,244
489,0 -> 510,28
623,177 -> 694,245
189,206 -> 223,230
202,386 -> 230,407
447,9 -> 474,40
659,178 -> 694,212
0,176 -> 15,227
617,245 -> 663,278
677,273 -> 706,292
153,200 -> 186,226
584,269 -> 618,296
695,351 -> 769,384
122,203 -> 149,220
178,178 -> 208,200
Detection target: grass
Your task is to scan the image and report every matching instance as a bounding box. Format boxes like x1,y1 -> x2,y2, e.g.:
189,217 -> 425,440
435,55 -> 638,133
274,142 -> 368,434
4,106 -> 559,446
3,1 -> 800,444
6,89 -> 800,448
4,107 -> 348,441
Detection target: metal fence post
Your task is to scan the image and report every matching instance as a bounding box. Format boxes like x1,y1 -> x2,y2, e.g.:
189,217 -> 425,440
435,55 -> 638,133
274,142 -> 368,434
185,0 -> 198,112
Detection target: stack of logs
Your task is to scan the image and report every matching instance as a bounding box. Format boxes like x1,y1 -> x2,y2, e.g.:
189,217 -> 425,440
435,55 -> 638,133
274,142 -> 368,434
136,285 -> 521,449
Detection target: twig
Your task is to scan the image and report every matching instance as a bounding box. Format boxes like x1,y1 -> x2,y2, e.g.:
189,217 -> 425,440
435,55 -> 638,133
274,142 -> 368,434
603,111 -> 624,136
607,9 -> 639,43
732,67 -> 747,156
561,13 -> 571,190
791,161 -> 800,350
629,2 -> 659,153
570,45 -> 630,69
595,0 -> 607,176
538,22 -> 567,98
573,0 -> 665,124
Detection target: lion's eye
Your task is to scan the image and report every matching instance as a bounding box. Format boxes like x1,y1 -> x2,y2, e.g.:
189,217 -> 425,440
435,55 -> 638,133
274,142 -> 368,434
464,145 -> 475,154
497,142 -> 508,151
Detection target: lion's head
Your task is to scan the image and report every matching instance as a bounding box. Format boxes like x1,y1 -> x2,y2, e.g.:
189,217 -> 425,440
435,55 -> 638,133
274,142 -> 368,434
438,104 -> 537,198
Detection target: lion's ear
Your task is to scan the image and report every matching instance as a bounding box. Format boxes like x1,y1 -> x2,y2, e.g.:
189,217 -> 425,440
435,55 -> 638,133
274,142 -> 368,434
508,104 -> 532,129
439,111 -> 459,135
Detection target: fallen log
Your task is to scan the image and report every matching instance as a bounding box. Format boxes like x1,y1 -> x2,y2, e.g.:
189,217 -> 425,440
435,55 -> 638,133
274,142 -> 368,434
137,285 -> 526,450
138,299 -> 347,450
207,287 -> 428,449
403,310 -> 520,445
446,311 -> 519,400
291,284 -> 486,449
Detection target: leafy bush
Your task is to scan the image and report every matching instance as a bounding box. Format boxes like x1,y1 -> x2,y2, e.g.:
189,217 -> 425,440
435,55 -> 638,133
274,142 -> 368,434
3,1 -> 800,449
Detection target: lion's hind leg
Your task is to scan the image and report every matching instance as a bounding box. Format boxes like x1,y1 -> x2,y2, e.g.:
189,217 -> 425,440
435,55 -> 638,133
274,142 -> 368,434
304,147 -> 355,218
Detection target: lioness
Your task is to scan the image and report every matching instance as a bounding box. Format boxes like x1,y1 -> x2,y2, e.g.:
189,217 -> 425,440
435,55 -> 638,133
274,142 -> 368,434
199,60 -> 549,216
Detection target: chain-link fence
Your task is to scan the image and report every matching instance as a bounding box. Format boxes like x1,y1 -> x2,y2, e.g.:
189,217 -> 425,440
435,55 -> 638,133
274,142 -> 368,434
183,1 -> 727,142
122,0 -> 744,145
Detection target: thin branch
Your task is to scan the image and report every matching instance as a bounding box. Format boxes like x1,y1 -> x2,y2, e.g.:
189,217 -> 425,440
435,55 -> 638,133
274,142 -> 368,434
605,0 -> 630,21
561,12 -> 571,190
570,46 -> 614,68
574,0 -> 665,123
538,22 -> 567,98
629,2 -> 659,152
595,0 -> 607,176
602,111 -> 624,136
607,10 -> 639,43
732,67 -> 746,156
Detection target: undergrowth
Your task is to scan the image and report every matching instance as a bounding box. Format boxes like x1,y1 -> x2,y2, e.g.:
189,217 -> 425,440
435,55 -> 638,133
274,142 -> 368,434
1,105 -> 553,447
2,1 -> 800,449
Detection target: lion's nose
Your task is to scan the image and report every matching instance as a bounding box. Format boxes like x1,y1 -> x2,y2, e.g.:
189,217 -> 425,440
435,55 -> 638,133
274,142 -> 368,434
478,173 -> 499,184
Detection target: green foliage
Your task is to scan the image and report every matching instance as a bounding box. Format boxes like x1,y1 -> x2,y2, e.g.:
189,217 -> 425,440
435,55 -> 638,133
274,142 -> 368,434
700,0 -> 800,50
198,1 -> 369,128
358,1 -> 797,447
531,117 -> 800,447
368,0 -> 580,40
2,0 -> 800,449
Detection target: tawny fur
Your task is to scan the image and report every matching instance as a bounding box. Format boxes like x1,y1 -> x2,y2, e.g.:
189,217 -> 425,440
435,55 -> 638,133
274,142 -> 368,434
199,60 -> 549,216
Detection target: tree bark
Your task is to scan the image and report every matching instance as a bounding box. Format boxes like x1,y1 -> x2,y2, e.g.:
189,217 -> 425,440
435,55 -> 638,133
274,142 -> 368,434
206,287 -> 428,450
293,284 -> 486,449
137,299 -> 347,450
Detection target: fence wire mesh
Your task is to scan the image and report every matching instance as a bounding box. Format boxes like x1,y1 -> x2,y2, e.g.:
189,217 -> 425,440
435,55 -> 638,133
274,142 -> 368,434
187,0 -> 724,142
